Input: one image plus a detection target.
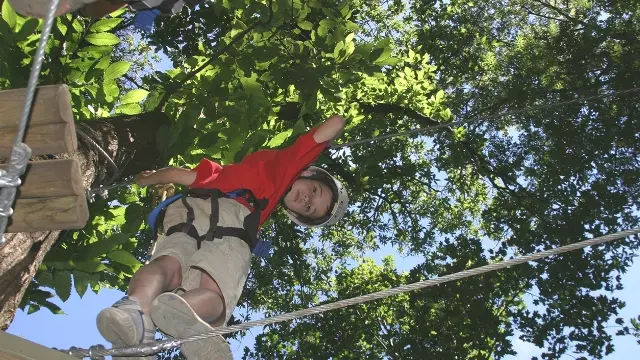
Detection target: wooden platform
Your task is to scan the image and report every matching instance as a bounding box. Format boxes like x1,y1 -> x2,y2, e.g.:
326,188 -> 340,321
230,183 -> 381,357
0,331 -> 77,360
0,85 -> 89,233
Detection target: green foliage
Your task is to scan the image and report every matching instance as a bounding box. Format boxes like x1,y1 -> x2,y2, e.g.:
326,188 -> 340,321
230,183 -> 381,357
2,0 -> 640,359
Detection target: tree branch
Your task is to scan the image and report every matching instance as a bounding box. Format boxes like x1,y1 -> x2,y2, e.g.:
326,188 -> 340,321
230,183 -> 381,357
524,6 -> 564,24
123,74 -> 148,91
531,0 -> 589,28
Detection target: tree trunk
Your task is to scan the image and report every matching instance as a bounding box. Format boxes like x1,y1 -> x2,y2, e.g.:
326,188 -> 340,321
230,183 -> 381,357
0,111 -> 169,330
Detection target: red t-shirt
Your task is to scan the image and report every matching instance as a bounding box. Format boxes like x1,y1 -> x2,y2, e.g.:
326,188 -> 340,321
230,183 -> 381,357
190,128 -> 327,226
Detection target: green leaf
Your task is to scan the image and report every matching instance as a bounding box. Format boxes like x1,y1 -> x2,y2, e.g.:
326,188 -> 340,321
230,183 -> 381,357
267,129 -> 292,148
89,18 -> 124,33
82,233 -> 130,259
121,89 -> 149,104
53,270 -> 72,302
108,250 -> 141,269
233,129 -> 269,162
102,80 -> 119,99
370,46 -> 392,63
28,288 -> 55,302
73,271 -> 90,298
319,19 -> 336,29
85,32 -> 120,46
298,21 -> 313,30
41,300 -> 64,315
105,61 -> 131,80
14,19 -> 40,42
46,260 -> 74,270
197,130 -> 221,149
122,192 -> 140,204
123,203 -> 144,233
36,271 -> 56,288
27,304 -> 40,315
334,41 -> 345,60
77,45 -> 114,54
241,74 -> 269,106
369,39 -> 393,63
72,258 -> 107,273
345,33 -> 355,43
292,118 -> 306,137
95,55 -> 111,70
2,1 -> 17,30
143,90 -> 164,112
115,103 -> 142,115
375,57 -> 401,66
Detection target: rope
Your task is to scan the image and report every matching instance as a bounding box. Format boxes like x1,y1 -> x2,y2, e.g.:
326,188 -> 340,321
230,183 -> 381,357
330,87 -> 640,149
60,227 -> 640,358
0,0 -> 61,244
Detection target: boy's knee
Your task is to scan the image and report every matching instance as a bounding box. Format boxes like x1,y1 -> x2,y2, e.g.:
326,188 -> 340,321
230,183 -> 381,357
151,255 -> 183,287
198,270 -> 223,296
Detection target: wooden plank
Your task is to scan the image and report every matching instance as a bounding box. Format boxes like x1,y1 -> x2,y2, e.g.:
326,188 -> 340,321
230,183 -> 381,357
0,331 -> 78,360
0,159 -> 84,199
6,195 -> 89,233
0,123 -> 76,157
0,85 -> 74,128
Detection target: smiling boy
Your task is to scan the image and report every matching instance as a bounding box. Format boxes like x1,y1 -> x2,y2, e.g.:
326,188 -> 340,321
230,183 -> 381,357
96,114 -> 348,359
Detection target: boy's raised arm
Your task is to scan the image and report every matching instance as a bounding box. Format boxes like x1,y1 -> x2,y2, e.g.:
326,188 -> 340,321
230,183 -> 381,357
313,115 -> 346,145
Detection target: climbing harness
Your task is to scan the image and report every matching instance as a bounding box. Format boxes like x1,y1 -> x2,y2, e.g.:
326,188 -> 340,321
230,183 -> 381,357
148,188 -> 271,258
133,9 -> 162,33
0,0 -> 60,244
58,227 -> 640,358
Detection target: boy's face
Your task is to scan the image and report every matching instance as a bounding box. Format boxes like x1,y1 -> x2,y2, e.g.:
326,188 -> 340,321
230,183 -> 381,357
283,178 -> 333,220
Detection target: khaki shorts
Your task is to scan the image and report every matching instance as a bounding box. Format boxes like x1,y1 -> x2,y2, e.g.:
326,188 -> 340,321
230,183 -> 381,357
150,197 -> 252,324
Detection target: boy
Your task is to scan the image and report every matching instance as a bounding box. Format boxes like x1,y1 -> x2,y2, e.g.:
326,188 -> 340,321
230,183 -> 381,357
96,115 -> 348,359
8,0 -> 199,19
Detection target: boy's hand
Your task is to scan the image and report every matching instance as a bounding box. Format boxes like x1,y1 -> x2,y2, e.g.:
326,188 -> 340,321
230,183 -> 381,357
314,115 -> 346,144
134,170 -> 156,187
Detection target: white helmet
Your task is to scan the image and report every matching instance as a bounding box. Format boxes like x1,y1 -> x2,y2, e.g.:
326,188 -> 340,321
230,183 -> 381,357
286,166 -> 348,228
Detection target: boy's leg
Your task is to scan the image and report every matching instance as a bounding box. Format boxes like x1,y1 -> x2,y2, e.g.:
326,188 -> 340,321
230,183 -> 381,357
96,255 -> 183,360
77,0 -> 126,19
128,255 -> 183,314
151,269 -> 232,360
180,271 -> 226,324
6,0 -> 106,18
151,199 -> 251,359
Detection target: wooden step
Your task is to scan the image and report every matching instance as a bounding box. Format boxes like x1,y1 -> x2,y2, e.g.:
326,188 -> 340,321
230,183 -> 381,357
0,159 -> 84,199
0,85 -> 77,157
0,331 -> 78,360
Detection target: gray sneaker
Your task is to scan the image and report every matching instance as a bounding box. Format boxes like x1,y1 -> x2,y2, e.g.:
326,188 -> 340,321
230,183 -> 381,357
96,296 -> 157,360
150,293 -> 233,360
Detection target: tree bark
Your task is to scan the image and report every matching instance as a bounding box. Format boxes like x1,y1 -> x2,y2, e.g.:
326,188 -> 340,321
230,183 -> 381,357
0,111 -> 169,330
